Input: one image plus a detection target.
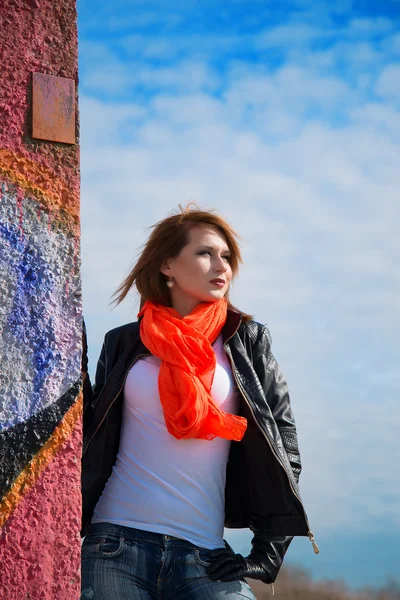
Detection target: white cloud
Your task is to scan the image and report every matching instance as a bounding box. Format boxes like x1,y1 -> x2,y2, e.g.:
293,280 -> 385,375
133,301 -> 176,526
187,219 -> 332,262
384,31 -> 400,55
375,63 -> 400,101
348,16 -> 396,35
255,23 -> 328,48
135,61 -> 219,92
80,96 -> 147,144
351,102 -> 400,138
120,32 -> 246,61
107,11 -> 184,31
81,52 -> 219,95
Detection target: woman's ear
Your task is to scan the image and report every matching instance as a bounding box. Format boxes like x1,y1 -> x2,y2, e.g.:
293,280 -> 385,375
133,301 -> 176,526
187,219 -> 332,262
160,260 -> 172,277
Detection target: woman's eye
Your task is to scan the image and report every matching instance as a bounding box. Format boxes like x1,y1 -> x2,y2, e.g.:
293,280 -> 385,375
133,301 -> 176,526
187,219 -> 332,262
197,251 -> 230,261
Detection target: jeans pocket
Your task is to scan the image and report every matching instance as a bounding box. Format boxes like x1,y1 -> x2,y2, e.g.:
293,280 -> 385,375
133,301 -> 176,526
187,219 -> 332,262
82,534 -> 125,558
194,548 -> 212,567
99,535 -> 125,557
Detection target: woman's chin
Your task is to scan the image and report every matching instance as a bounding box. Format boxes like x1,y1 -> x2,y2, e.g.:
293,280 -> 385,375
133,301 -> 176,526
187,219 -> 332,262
205,290 -> 226,301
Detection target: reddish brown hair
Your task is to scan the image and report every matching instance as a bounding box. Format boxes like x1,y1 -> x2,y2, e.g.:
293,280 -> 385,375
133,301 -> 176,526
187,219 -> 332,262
113,204 -> 252,321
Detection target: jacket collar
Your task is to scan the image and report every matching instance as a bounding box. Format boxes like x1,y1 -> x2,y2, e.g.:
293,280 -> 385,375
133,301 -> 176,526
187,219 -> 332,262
222,309 -> 242,343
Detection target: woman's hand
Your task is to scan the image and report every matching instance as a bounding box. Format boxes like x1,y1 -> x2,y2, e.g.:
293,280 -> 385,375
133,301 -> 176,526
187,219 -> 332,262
206,547 -> 272,583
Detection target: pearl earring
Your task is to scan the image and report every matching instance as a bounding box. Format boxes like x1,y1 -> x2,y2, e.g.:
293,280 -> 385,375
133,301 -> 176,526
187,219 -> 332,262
166,277 -> 174,289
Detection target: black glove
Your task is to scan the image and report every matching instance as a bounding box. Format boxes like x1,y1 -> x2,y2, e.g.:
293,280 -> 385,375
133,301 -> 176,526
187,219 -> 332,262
206,546 -> 273,583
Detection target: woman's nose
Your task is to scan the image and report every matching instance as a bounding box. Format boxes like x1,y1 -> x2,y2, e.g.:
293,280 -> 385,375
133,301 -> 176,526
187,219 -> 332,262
215,258 -> 228,273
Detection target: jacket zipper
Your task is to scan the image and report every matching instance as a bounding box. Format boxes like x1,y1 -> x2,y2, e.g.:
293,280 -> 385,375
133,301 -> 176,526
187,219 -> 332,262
223,341 -> 319,555
83,353 -> 148,456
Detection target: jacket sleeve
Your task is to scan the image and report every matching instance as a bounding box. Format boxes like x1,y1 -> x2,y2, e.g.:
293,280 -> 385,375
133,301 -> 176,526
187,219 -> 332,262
248,324 -> 302,583
82,334 -> 107,436
248,531 -> 292,584
82,319 -> 93,422
252,324 -> 302,482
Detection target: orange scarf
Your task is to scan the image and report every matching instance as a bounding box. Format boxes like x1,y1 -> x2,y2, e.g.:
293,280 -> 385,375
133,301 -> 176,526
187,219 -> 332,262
138,298 -> 247,441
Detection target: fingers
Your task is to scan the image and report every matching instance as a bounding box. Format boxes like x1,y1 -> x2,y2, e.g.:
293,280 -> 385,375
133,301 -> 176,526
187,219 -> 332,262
211,571 -> 239,582
206,556 -> 239,580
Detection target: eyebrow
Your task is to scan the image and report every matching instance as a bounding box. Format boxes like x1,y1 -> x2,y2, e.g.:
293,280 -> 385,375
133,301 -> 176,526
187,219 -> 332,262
196,245 -> 231,254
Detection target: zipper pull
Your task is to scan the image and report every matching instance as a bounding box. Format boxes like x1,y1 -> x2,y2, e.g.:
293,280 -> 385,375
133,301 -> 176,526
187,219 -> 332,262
308,531 -> 320,554
270,583 -> 275,596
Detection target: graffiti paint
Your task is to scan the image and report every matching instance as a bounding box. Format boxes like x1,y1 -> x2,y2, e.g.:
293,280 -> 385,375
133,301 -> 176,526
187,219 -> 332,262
0,0 -> 82,598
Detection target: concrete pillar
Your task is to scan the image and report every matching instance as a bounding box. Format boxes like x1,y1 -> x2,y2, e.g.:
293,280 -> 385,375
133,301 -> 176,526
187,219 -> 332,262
0,1 -> 82,598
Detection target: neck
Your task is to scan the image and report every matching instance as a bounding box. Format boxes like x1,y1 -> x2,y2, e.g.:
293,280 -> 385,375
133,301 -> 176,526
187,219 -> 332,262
170,296 -> 203,317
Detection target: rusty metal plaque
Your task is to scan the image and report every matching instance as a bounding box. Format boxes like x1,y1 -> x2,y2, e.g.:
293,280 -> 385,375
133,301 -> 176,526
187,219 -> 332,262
32,73 -> 76,144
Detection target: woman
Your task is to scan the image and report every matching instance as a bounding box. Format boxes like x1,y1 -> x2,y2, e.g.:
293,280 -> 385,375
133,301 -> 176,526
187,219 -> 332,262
81,205 -> 318,600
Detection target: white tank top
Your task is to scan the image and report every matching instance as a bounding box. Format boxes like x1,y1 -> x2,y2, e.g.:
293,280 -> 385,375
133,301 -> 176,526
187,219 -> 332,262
92,334 -> 240,549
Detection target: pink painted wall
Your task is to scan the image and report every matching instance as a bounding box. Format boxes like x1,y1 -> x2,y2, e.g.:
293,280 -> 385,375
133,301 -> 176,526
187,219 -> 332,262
0,1 -> 82,598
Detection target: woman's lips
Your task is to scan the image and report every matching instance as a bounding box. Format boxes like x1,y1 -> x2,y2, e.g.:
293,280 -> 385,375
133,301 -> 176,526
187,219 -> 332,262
210,279 -> 225,288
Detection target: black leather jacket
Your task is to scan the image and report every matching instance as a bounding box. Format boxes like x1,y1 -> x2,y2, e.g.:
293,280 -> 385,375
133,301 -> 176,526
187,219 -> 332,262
82,309 -> 317,583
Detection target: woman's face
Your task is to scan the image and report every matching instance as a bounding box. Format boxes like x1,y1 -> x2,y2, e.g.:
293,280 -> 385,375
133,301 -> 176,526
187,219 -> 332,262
161,224 -> 233,316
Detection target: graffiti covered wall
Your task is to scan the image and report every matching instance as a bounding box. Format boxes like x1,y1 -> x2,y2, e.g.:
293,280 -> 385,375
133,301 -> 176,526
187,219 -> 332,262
0,1 -> 82,598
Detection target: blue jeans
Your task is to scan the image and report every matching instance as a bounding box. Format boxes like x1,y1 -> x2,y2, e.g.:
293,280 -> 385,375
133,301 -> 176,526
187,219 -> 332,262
81,522 -> 256,599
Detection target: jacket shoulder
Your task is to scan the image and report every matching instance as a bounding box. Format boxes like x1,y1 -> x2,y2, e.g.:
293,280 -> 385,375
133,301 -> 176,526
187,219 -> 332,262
238,319 -> 272,347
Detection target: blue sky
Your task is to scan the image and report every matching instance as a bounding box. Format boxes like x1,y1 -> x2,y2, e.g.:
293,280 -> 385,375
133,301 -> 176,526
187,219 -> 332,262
77,0 -> 400,590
